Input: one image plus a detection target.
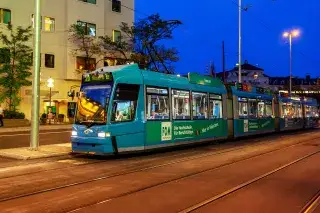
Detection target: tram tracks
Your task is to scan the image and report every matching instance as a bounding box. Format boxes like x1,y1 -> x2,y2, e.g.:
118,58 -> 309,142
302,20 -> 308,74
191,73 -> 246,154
178,151 -> 320,213
300,190 -> 320,213
0,136 -> 318,212
0,130 -> 317,181
63,138 -> 320,213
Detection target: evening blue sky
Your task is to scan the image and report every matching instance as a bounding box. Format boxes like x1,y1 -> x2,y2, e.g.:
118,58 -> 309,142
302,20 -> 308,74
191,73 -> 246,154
135,1 -> 320,77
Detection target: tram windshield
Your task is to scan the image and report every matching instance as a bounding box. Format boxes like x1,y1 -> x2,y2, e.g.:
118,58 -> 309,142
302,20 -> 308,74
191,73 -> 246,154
75,84 -> 112,126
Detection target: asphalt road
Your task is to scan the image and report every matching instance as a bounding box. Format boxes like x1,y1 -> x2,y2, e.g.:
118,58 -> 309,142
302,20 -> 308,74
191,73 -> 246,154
0,130 -> 319,212
0,129 -> 71,149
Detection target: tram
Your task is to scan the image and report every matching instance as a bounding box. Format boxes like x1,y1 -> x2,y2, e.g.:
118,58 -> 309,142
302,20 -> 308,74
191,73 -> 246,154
71,64 -> 319,155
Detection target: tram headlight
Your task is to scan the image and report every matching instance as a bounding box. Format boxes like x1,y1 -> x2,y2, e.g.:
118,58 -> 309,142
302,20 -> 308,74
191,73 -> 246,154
98,132 -> 111,138
71,131 -> 77,136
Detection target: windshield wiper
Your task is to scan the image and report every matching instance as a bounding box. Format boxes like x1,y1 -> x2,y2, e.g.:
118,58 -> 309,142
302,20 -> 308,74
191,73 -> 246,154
86,107 -> 105,128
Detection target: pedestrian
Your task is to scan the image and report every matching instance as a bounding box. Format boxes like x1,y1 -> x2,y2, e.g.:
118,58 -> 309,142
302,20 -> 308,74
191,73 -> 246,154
0,106 -> 4,127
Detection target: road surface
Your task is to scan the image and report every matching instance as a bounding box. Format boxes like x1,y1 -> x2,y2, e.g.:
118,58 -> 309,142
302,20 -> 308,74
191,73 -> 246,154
0,129 -> 71,149
0,129 -> 319,213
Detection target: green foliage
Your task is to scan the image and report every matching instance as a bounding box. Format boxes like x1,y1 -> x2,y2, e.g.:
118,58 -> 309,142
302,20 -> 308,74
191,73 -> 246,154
68,23 -> 103,73
3,110 -> 25,119
0,24 -> 32,112
100,14 -> 182,73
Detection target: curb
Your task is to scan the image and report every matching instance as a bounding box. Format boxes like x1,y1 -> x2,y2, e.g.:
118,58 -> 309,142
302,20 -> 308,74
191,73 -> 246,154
0,143 -> 72,160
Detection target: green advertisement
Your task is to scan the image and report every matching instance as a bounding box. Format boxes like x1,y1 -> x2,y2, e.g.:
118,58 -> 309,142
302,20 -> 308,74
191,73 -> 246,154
146,119 -> 228,145
236,118 -> 274,135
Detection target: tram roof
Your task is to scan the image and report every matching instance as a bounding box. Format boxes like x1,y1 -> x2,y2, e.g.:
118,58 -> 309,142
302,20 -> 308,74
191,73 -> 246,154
87,64 -> 227,94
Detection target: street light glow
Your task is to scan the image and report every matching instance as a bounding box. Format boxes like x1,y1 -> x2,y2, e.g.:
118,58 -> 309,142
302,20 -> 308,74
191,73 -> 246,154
283,32 -> 289,38
283,29 -> 300,38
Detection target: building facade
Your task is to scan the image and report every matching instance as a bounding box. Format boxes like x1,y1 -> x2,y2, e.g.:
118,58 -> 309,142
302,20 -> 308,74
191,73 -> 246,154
217,60 -> 270,87
0,0 -> 134,121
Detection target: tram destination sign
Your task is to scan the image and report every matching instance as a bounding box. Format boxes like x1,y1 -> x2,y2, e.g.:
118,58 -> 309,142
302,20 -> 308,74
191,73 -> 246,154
188,73 -> 224,88
82,72 -> 113,83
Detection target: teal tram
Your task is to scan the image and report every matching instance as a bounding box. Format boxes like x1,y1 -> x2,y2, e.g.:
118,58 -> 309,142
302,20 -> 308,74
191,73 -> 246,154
71,64 -> 319,155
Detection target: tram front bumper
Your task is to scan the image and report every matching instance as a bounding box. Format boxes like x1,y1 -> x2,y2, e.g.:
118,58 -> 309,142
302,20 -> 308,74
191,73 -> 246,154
71,136 -> 114,155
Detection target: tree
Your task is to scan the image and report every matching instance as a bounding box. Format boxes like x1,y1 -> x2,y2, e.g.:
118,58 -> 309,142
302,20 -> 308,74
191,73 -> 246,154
68,23 -> 103,74
100,14 -> 182,73
0,24 -> 32,112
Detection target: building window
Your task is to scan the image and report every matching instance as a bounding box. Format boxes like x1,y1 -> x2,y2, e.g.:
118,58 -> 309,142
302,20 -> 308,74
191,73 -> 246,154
112,0 -> 121,13
31,14 -> 43,29
45,54 -> 55,68
44,17 -> 55,32
77,21 -> 96,36
172,90 -> 190,120
79,0 -> 96,4
112,30 -> 121,42
76,56 -> 96,71
0,9 -> 11,24
146,87 -> 169,120
192,92 -> 207,120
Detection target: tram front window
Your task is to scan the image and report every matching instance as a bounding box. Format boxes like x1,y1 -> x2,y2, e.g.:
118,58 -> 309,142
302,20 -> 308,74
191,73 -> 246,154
75,84 -> 112,126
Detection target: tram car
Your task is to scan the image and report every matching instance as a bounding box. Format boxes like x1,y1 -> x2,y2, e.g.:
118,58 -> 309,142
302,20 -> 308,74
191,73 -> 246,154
71,64 -> 319,155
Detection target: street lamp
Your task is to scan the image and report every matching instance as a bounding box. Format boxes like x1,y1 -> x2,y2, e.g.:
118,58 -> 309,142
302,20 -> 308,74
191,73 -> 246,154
238,0 -> 242,83
283,29 -> 300,95
47,77 -> 54,124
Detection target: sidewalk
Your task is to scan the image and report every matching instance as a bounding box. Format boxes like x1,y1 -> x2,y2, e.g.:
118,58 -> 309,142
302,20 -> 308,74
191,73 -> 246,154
0,143 -> 72,160
0,124 -> 72,133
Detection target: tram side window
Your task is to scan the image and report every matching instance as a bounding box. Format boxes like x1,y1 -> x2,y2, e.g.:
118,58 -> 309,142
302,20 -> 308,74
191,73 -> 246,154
248,99 -> 257,118
192,92 -> 208,120
282,103 -> 292,118
146,87 -> 169,120
172,90 -> 190,120
112,84 -> 140,123
209,94 -> 222,119
238,97 -> 248,118
265,100 -> 273,118
257,100 -> 265,118
294,104 -> 303,118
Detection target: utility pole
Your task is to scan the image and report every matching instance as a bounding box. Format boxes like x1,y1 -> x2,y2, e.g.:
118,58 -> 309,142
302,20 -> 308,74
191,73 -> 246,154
30,0 -> 41,150
222,41 -> 226,83
238,0 -> 242,83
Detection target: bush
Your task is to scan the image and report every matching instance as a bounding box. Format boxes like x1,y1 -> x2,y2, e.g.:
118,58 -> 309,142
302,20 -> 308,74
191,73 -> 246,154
3,110 -> 25,119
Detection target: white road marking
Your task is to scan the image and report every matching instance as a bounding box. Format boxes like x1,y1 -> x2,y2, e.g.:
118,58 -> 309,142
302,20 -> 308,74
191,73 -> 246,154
0,131 -> 71,137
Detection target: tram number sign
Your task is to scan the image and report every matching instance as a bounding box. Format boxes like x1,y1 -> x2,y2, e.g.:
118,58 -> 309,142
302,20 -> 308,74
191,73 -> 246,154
161,122 -> 172,141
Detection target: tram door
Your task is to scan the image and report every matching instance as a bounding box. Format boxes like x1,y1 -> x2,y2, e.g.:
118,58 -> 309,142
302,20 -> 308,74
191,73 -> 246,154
226,91 -> 235,139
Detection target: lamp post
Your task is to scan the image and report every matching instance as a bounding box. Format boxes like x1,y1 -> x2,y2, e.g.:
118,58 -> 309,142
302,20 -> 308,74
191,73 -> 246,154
30,0 -> 41,150
47,77 -> 54,124
283,29 -> 300,95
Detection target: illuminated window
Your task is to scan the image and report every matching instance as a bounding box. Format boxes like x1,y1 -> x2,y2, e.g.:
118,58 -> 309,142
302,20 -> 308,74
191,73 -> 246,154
172,90 -> 190,120
112,0 -> 121,13
76,56 -> 96,71
238,97 -> 248,118
77,21 -> 96,36
112,30 -> 121,42
192,92 -> 207,120
209,94 -> 222,119
79,0 -> 96,4
0,9 -> 11,24
44,17 -> 55,32
146,87 -> 169,120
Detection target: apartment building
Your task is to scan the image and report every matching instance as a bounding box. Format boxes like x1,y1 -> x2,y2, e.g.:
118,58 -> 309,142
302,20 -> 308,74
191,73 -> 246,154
0,0 -> 134,121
